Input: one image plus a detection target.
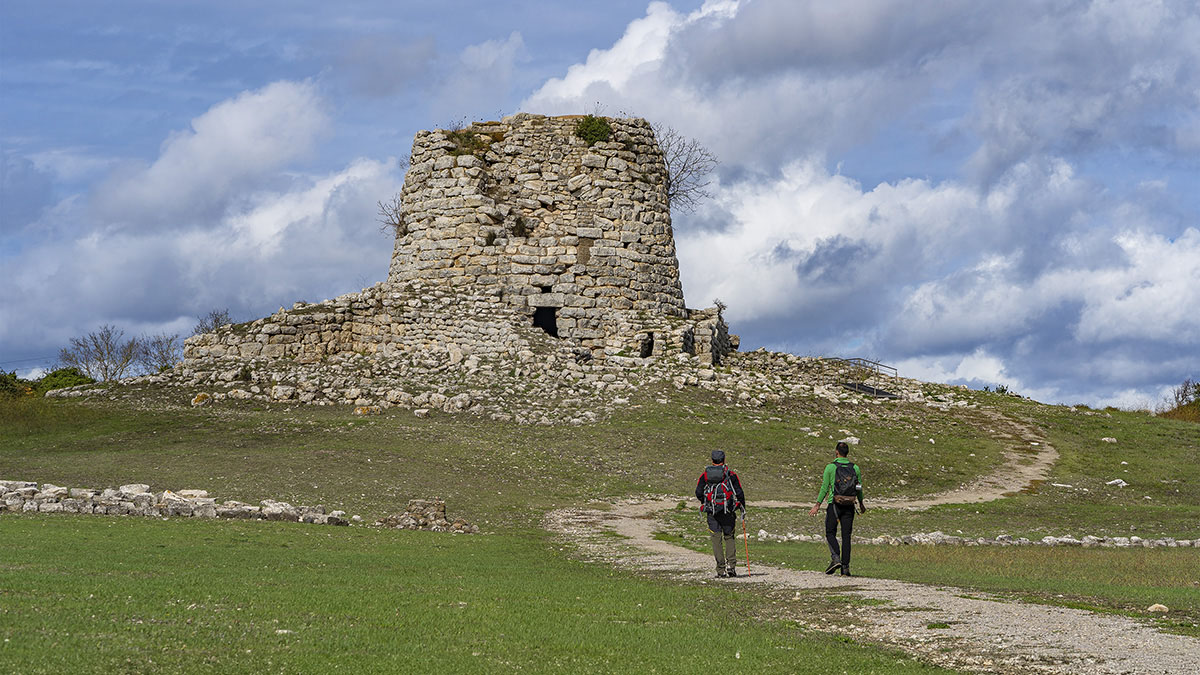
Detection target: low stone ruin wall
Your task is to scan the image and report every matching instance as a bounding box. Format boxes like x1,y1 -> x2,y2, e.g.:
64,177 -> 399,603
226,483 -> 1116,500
1,480 -> 358,526
376,498 -> 478,534
756,529 -> 1195,549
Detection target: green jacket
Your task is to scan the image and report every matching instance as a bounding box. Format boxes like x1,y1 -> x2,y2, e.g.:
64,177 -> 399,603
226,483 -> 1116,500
816,458 -> 862,504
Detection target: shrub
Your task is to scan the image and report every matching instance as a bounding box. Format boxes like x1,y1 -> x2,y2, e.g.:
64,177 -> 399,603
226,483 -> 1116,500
193,309 -> 233,336
1159,377 -> 1200,423
574,115 -> 611,146
34,367 -> 95,394
1,371 -> 34,397
447,129 -> 488,156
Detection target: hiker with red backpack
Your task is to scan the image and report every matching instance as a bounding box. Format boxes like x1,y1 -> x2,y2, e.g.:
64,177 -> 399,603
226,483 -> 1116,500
696,450 -> 745,578
808,441 -> 865,576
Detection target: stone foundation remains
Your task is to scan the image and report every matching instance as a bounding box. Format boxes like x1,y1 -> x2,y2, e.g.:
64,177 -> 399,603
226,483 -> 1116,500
377,499 -> 478,534
1,479 -> 356,526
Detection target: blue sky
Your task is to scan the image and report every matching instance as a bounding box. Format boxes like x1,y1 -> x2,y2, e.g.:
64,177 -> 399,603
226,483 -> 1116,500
2,0 -> 1198,408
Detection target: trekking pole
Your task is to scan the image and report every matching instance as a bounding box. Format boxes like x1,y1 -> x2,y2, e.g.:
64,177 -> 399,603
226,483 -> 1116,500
741,508 -> 751,577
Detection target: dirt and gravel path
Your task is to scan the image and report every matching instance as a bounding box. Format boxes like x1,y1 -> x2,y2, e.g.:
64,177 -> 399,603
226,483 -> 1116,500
756,407 -> 1060,511
544,410 -> 1198,673
546,499 -> 1198,674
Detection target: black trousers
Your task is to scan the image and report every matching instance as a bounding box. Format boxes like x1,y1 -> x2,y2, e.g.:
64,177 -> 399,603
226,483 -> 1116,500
825,502 -> 855,569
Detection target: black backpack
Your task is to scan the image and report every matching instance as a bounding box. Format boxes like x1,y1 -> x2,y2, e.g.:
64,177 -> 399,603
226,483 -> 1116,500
832,462 -> 859,506
702,465 -> 737,514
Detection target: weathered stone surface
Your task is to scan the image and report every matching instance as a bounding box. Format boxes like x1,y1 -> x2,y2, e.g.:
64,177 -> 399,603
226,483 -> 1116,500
261,499 -> 299,522
377,499 -> 478,534
179,115 -> 736,401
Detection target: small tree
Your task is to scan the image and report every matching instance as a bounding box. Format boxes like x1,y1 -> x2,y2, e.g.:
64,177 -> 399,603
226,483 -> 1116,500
1170,377 -> 1198,407
139,332 -> 182,373
58,325 -> 143,382
652,123 -> 718,213
192,309 -> 232,336
377,194 -> 406,237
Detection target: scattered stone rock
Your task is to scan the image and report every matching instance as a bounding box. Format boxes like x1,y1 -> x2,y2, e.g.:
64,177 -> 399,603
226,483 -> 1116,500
377,499 -> 479,534
2,478 -> 360,529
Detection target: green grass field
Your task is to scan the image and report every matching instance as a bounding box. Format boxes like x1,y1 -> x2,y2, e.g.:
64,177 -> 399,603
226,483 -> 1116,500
3,385 -> 1198,671
0,389 -> 1012,526
0,515 -> 946,674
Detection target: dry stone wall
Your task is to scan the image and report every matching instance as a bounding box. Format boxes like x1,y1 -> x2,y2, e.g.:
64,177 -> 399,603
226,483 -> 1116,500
1,480 -> 356,525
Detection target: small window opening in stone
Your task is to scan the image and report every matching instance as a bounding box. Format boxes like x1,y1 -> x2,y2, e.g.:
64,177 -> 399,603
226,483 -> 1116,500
533,306 -> 559,338
538,285 -> 552,293
640,332 -> 654,358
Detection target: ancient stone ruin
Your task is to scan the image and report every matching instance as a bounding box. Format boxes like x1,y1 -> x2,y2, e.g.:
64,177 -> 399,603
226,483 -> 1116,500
377,499 -> 478,534
183,115 -> 736,379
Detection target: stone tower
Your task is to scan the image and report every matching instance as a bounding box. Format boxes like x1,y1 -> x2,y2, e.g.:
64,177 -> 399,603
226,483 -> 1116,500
183,114 -> 734,370
388,114 -> 691,355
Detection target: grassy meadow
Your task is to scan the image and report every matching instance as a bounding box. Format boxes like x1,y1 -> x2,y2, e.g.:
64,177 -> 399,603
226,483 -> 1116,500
0,515 -> 945,674
2,383 -> 1198,670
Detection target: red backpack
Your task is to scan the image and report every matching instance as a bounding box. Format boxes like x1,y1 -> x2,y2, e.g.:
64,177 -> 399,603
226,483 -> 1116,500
702,465 -> 737,514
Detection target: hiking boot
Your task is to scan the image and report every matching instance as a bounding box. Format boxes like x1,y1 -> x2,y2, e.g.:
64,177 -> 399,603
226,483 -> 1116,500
716,569 -> 727,578
840,567 -> 852,577
726,568 -> 738,578
825,561 -> 841,575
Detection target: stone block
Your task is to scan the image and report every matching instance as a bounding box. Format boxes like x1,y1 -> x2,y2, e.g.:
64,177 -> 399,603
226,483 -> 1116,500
528,293 -> 565,307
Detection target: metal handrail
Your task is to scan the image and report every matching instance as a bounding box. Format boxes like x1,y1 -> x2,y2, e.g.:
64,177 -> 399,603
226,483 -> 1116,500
824,357 -> 897,379
822,357 -> 899,398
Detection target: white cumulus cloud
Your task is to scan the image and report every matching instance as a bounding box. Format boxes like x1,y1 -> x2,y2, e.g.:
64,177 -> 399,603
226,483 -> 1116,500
91,80 -> 330,228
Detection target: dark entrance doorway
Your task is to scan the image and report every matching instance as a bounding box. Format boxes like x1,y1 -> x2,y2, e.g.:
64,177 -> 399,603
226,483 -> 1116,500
639,332 -> 654,358
533,306 -> 559,337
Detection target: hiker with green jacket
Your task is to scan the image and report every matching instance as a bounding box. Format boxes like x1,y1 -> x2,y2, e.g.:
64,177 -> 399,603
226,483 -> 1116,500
808,441 -> 864,576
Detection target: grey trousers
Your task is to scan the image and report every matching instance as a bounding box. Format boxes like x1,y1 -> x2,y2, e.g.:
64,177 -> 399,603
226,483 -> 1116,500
707,512 -> 737,570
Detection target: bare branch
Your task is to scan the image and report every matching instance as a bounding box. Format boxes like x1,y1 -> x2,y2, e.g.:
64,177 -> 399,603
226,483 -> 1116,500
58,324 -> 143,381
652,122 -> 719,213
139,332 -> 182,373
192,309 -> 232,336
377,194 -> 407,237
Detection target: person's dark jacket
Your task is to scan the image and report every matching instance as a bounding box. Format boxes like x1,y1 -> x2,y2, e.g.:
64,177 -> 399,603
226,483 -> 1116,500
695,465 -> 745,510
